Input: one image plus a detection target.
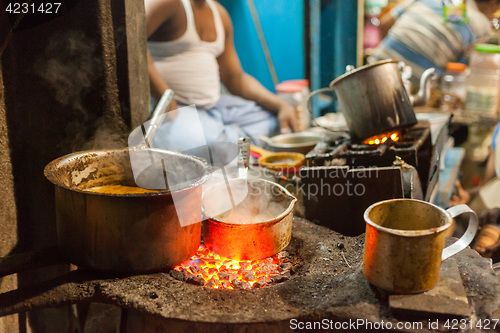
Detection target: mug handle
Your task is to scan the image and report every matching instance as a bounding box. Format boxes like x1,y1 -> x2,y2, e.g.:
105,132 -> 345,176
441,204 -> 478,261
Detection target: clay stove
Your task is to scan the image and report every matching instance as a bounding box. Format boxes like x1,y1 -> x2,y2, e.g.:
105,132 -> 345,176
0,218 -> 498,333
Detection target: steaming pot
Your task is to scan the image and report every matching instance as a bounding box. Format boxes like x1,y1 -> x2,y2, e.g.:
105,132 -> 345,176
202,178 -> 297,260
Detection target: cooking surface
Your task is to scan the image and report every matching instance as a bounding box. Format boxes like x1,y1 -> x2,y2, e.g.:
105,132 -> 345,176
169,245 -> 298,290
300,120 -> 439,236
306,121 -> 434,190
0,218 -> 498,331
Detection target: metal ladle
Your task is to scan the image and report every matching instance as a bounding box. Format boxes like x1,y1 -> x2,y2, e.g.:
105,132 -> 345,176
133,89 -> 175,190
142,89 -> 175,147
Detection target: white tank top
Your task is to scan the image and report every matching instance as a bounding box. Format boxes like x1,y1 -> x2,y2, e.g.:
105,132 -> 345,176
147,0 -> 225,107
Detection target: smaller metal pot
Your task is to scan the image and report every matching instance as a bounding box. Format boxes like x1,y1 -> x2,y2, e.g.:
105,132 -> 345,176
202,178 -> 296,260
307,59 -> 436,142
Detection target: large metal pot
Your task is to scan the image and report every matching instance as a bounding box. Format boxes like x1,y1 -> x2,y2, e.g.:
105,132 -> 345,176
43,147 -> 211,274
308,59 -> 436,142
202,178 -> 296,260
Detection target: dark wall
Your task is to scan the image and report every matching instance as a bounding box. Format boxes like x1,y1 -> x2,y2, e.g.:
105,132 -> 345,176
0,0 -> 148,330
2,0 -> 126,253
0,55 -> 19,333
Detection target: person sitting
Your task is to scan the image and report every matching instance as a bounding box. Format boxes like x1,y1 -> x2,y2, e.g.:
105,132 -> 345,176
144,0 -> 299,153
484,121 -> 500,182
370,0 -> 498,87
449,122 -> 500,260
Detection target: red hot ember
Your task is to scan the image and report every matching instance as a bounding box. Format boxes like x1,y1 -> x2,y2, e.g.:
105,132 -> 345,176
363,131 -> 400,145
171,245 -> 289,290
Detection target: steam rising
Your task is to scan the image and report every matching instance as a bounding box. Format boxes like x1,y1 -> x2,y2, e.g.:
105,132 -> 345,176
203,179 -> 294,224
36,30 -> 127,151
86,116 -> 127,150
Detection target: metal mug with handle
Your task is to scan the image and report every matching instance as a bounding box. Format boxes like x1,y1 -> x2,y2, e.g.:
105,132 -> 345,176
362,199 -> 478,294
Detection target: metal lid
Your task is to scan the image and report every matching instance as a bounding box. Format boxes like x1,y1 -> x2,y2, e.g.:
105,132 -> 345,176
329,59 -> 399,89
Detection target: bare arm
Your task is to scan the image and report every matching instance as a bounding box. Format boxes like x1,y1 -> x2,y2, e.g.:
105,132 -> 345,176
379,0 -> 416,39
147,51 -> 172,101
145,0 -> 178,108
216,4 -> 299,132
379,12 -> 397,40
485,147 -> 496,183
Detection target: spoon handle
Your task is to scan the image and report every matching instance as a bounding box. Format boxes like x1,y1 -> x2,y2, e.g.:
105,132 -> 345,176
144,89 -> 174,146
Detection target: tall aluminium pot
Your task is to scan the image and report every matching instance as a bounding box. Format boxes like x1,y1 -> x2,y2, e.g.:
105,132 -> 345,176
308,59 -> 436,142
44,148 -> 211,274
330,59 -> 416,141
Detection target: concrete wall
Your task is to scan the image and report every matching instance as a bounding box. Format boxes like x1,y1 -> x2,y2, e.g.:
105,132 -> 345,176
0,0 -> 148,331
0,59 -> 19,333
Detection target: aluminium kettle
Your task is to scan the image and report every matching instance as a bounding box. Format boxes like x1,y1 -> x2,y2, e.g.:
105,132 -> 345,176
307,59 -> 437,142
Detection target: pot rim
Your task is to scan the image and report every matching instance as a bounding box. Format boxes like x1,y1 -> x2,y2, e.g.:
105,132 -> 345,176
329,59 -> 399,89
201,178 -> 297,227
44,148 -> 212,197
364,198 -> 452,237
266,132 -> 324,149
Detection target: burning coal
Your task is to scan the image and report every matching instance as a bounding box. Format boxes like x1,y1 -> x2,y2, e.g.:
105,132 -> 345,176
170,245 -> 293,290
363,131 -> 400,145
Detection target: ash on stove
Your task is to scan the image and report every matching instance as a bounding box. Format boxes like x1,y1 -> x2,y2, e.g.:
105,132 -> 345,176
169,245 -> 301,290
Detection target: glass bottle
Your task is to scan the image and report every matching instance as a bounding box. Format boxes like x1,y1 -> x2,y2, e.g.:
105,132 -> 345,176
465,44 -> 500,115
441,62 -> 467,112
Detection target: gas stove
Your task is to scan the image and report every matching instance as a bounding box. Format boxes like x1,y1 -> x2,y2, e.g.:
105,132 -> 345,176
297,120 -> 447,236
